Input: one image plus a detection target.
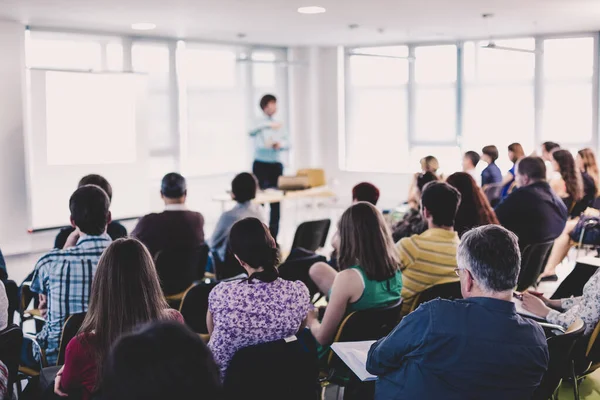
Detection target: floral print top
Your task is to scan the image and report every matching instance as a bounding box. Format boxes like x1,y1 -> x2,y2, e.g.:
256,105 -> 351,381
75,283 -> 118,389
547,269 -> 600,335
208,277 -> 311,378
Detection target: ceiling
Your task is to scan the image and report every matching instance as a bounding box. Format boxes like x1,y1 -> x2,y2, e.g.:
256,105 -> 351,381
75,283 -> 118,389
1,0 -> 600,46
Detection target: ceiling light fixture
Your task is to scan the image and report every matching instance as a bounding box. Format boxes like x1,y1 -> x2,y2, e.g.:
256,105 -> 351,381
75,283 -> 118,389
297,6 -> 326,14
131,22 -> 156,31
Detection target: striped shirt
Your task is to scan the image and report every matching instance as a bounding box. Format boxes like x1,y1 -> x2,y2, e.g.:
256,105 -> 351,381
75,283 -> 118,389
31,233 -> 111,365
396,228 -> 460,315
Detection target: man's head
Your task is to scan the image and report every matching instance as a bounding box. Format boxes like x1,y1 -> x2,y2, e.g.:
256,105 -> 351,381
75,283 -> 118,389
515,156 -> 546,188
78,174 -> 113,202
542,141 -> 560,161
456,225 -> 521,298
260,94 -> 277,117
421,182 -> 461,229
231,173 -> 258,203
481,145 -> 499,165
462,151 -> 480,171
352,182 -> 380,206
69,185 -> 111,236
161,173 -> 187,205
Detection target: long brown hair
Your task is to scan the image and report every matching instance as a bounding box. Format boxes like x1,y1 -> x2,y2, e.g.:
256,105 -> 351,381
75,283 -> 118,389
578,148 -> 600,193
338,202 -> 399,281
446,173 -> 499,237
553,149 -> 584,202
508,143 -> 525,163
80,238 -> 168,390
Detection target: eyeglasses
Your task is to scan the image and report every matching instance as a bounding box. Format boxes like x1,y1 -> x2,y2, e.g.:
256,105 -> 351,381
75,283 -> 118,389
454,267 -> 468,277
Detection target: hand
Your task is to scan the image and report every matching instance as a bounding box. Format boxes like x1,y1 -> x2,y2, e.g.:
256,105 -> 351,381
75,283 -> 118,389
522,292 -> 552,318
269,122 -> 282,130
54,366 -> 68,397
584,207 -> 600,217
38,294 -> 48,319
526,290 -> 548,304
272,142 -> 282,150
306,307 -> 318,328
64,228 -> 81,249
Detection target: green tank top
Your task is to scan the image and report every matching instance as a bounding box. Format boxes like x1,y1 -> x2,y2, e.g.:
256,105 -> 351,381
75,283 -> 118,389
346,265 -> 402,312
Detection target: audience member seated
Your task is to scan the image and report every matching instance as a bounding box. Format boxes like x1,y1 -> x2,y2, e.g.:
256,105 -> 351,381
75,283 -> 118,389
541,141 -> 561,162
98,321 -> 222,400
352,182 -> 380,206
446,172 -> 499,237
55,175 -> 127,249
391,172 -> 438,242
550,149 -> 585,217
367,225 -> 549,400
500,143 -> 526,201
23,185 -> 112,368
54,238 -> 184,400
0,248 -> 6,281
462,150 -> 481,186
132,172 -> 205,257
407,155 -> 441,209
523,267 -> 600,335
208,218 -> 310,378
480,145 -> 503,186
307,202 -> 401,351
574,149 -> 598,216
396,182 -> 461,314
578,148 -> 600,193
209,173 -> 265,264
0,281 -> 7,331
495,157 -> 568,248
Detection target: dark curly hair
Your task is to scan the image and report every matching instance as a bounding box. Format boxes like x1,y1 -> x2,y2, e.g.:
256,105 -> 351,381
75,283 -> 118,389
553,149 -> 584,202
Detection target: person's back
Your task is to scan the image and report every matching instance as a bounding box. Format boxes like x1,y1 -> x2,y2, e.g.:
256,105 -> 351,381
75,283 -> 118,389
210,173 -> 265,263
495,157 -> 567,247
482,162 -> 502,186
132,173 -> 204,256
368,225 -> 548,400
397,182 -> 461,314
29,185 -> 112,365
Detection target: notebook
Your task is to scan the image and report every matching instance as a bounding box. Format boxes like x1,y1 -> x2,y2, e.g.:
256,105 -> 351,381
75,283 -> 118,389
331,341 -> 378,382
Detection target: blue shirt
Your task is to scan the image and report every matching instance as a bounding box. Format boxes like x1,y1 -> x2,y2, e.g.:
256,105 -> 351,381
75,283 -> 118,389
481,163 -> 503,186
367,297 -> 548,400
249,115 -> 288,163
500,165 -> 516,199
31,233 -> 111,364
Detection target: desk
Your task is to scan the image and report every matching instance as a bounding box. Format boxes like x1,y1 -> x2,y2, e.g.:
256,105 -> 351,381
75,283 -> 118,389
212,186 -> 337,212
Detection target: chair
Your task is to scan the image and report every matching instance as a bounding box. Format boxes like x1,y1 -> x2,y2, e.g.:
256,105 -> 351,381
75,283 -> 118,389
56,312 -> 86,366
0,324 -> 23,397
409,281 -> 462,313
19,281 -> 44,331
223,329 -> 319,400
154,245 -> 209,303
517,241 -> 555,292
179,281 -> 218,336
483,183 -> 504,206
551,261 -> 598,300
291,220 -> 331,252
532,319 -> 586,400
279,249 -> 327,299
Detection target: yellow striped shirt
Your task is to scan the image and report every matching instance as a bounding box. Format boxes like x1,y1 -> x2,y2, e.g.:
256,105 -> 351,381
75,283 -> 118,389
397,228 -> 460,315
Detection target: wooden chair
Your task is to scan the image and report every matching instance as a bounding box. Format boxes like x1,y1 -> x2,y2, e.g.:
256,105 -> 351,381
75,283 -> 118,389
19,282 -> 44,331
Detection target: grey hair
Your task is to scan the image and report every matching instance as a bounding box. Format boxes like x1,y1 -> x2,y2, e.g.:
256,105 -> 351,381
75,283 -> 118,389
457,225 -> 521,293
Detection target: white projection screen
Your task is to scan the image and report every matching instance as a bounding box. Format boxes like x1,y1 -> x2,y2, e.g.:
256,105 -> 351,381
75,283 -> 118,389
27,70 -> 150,230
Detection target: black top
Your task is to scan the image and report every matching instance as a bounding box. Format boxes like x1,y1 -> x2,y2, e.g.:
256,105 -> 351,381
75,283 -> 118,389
567,172 -> 597,217
54,221 -> 128,249
495,181 -> 568,247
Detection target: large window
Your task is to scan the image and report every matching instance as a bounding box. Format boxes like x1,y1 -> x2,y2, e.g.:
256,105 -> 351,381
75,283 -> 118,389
345,46 -> 409,172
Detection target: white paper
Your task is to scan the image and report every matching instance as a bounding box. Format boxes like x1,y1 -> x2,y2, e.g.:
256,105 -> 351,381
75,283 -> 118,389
331,340 -> 378,382
512,297 -> 545,320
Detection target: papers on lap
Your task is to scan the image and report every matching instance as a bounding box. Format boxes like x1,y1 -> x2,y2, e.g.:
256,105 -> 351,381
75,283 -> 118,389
331,341 -> 378,382
512,297 -> 545,320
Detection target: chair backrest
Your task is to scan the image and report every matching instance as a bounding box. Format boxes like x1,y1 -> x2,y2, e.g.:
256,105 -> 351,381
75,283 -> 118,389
551,262 -> 599,300
291,220 -> 331,252
483,183 -> 504,205
223,329 -> 319,400
532,319 -> 586,400
154,245 -> 209,296
409,281 -> 463,313
0,324 -> 23,392
179,281 -> 218,334
279,250 -> 327,298
517,241 -> 554,292
57,312 -> 87,366
328,299 -> 403,366
215,248 -> 246,281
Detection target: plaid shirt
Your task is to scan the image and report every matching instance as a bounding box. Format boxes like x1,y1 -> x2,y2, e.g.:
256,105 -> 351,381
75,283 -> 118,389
31,233 -> 111,365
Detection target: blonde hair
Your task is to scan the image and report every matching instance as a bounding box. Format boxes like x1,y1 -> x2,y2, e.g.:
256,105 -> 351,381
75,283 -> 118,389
420,156 -> 439,174
579,148 -> 600,194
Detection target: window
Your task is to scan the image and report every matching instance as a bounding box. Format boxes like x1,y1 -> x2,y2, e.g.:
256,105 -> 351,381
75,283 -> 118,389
542,37 -> 594,144
345,46 -> 409,172
414,45 -> 457,143
180,45 -> 248,175
462,39 -> 536,171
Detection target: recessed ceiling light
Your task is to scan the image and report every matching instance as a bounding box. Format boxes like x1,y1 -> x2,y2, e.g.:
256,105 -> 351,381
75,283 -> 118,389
131,22 -> 156,31
298,6 -> 326,14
